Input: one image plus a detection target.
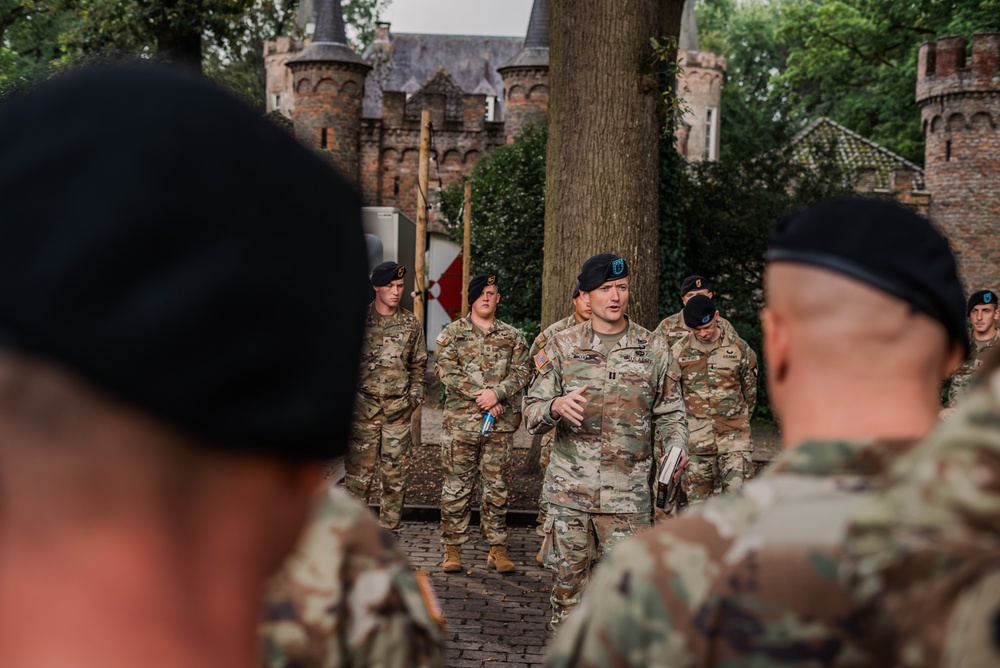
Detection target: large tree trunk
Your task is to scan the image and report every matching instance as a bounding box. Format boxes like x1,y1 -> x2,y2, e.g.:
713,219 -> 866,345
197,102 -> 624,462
542,0 -> 683,330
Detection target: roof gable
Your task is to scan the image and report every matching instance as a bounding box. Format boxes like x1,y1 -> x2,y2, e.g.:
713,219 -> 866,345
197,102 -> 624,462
791,117 -> 925,190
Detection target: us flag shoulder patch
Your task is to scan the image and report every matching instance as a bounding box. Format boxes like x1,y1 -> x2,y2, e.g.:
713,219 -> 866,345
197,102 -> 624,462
435,331 -> 448,345
534,348 -> 552,373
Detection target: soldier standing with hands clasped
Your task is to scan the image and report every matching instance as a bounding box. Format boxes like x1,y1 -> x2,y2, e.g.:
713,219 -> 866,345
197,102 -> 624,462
345,261 -> 427,533
435,274 -> 532,574
523,253 -> 688,630
671,294 -> 758,505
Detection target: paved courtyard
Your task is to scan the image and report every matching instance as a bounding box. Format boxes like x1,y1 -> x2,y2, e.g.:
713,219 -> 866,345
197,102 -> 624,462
397,522 -> 553,668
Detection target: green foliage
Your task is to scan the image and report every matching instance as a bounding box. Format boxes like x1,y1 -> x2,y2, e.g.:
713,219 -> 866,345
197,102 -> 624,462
774,0 -> 1000,165
0,0 -> 390,108
439,123 -> 547,341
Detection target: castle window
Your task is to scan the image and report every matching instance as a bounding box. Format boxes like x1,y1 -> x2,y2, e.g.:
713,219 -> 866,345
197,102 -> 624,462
945,139 -> 951,162
484,96 -> 497,122
704,107 -> 718,161
275,94 -> 281,110
321,128 -> 328,149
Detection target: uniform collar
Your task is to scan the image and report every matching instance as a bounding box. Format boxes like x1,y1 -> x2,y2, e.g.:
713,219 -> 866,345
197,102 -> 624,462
579,317 -> 645,352
768,438 -> 918,477
462,314 -> 503,335
367,302 -> 400,324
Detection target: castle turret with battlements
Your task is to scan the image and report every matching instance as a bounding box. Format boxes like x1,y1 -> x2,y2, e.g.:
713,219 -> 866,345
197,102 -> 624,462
918,33 -> 1000,291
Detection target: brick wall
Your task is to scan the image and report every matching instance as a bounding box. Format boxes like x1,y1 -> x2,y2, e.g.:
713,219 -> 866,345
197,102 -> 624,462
500,67 -> 549,143
919,33 -> 1000,292
289,61 -> 370,186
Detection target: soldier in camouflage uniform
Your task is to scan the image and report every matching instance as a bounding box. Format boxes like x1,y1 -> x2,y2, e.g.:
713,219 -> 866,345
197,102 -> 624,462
654,274 -> 737,346
546,198 -> 968,666
261,485 -> 444,668
846,380 -> 1000,667
941,288 -> 1000,415
524,253 -> 688,630
435,274 -> 532,574
345,262 -> 427,532
527,283 -> 591,561
671,295 -> 758,505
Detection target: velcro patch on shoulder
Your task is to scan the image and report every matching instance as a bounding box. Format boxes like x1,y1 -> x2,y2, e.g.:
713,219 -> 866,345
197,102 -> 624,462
535,332 -> 547,346
435,331 -> 448,345
534,348 -> 553,374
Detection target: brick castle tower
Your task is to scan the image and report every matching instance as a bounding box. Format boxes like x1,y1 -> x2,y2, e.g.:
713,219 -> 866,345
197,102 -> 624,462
287,0 -> 371,184
918,33 -> 1000,291
674,0 -> 726,162
497,0 -> 550,143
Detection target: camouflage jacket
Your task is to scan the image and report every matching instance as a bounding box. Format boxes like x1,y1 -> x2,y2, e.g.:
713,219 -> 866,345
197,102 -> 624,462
260,486 -> 443,668
944,327 -> 1000,407
529,313 -> 583,360
545,437 -> 917,668
847,384 -> 1000,667
654,310 -> 737,347
670,327 -> 758,455
355,304 -> 427,421
523,319 -> 688,514
434,315 -> 531,433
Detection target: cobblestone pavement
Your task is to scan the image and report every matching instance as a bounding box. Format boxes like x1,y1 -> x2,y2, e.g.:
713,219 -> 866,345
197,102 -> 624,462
397,521 -> 553,668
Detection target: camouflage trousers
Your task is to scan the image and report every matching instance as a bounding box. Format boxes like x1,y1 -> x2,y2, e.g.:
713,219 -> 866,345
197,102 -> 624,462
344,410 -> 412,532
682,451 -> 752,506
440,429 -> 512,547
534,431 -> 554,537
545,504 -> 649,629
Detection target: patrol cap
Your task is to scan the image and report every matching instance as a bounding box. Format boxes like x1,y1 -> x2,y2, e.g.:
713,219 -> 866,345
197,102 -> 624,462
572,282 -> 581,299
767,197 -> 969,355
371,261 -> 406,287
578,253 -> 629,292
468,274 -> 499,304
683,295 -> 717,328
680,275 -> 710,296
0,65 -> 369,460
968,290 -> 997,315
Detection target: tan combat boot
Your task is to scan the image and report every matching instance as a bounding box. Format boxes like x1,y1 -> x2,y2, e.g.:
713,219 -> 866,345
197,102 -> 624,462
443,545 -> 462,573
488,545 -> 516,573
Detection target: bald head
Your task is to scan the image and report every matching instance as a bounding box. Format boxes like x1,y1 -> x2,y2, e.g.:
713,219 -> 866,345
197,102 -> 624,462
762,264 -> 961,442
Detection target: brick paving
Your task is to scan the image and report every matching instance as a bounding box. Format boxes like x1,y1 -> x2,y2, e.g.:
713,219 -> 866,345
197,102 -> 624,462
397,521 -> 553,668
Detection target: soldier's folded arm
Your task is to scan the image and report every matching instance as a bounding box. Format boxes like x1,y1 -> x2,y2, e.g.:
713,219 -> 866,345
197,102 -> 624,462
433,337 -> 480,401
523,351 -> 564,435
492,334 -> 532,403
408,327 -> 429,406
741,346 -> 759,413
652,354 -> 689,459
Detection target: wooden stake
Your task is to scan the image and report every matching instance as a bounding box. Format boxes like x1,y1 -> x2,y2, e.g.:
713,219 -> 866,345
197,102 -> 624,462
414,108 -> 430,326
461,180 -> 472,317
411,109 -> 431,449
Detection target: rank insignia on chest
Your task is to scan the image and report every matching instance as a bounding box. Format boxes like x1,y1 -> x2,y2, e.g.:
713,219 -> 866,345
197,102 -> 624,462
534,349 -> 552,373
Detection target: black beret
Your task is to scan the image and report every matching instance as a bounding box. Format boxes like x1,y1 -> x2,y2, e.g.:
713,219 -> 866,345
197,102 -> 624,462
680,275 -> 710,296
768,197 -> 969,356
572,282 -> 581,299
0,65 -> 369,460
371,261 -> 406,287
469,274 -> 499,304
683,295 -> 717,329
578,253 -> 629,292
968,290 -> 998,315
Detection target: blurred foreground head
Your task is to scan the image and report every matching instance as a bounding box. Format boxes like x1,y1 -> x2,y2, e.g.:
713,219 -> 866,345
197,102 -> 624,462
0,65 -> 368,666
762,197 -> 965,442
0,65 -> 368,457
